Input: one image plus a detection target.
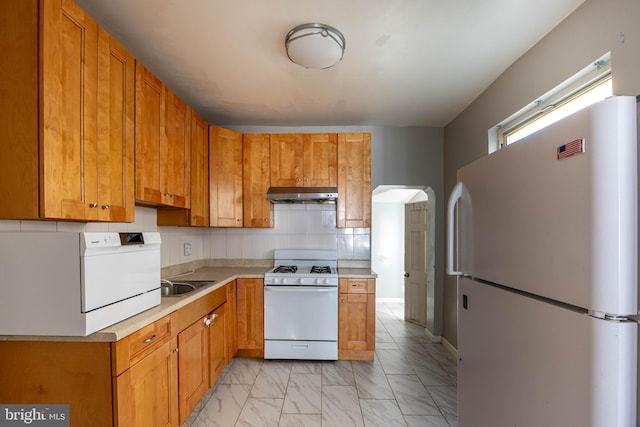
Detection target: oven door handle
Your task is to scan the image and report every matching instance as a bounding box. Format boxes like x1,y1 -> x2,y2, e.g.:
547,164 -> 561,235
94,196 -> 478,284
264,286 -> 337,292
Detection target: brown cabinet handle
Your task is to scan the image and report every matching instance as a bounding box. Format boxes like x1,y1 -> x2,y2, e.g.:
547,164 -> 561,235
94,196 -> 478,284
143,334 -> 157,344
341,299 -> 346,303
102,204 -> 110,210
89,202 -> 98,208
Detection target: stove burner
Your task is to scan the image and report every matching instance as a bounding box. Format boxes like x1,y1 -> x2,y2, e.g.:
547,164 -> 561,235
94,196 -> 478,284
273,265 -> 297,273
310,265 -> 332,274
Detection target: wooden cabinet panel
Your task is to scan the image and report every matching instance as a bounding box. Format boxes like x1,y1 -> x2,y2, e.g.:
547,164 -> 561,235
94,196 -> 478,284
303,133 -> 337,187
226,281 -> 238,359
270,133 -> 337,188
236,278 -> 264,356
135,61 -> 164,205
189,112 -> 210,226
115,336 -> 179,427
243,134 -> 272,227
157,111 -> 209,226
178,317 -> 209,425
270,133 -> 304,187
163,91 -> 191,208
135,62 -> 190,208
338,278 -> 375,360
337,133 -> 371,228
96,28 -> 135,222
0,341 -> 114,427
41,0 -> 98,220
208,303 -> 227,386
209,126 -> 243,227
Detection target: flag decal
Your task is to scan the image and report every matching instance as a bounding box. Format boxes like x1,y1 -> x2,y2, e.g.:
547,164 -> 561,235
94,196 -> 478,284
557,138 -> 585,159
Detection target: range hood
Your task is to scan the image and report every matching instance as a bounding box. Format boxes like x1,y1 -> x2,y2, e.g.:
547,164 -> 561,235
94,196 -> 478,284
266,187 -> 338,204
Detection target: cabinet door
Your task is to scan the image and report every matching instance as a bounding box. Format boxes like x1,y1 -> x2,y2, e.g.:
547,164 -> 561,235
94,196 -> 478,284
41,0 -> 98,220
270,134 -> 303,187
209,303 -> 227,386
115,337 -> 179,427
135,62 -> 165,205
243,134 -> 271,227
209,126 -> 243,227
337,133 -> 371,228
236,279 -> 264,354
178,317 -> 209,425
96,28 -> 135,222
189,112 -> 209,225
338,293 -> 375,352
163,91 -> 191,208
303,133 -> 337,187
226,281 -> 238,359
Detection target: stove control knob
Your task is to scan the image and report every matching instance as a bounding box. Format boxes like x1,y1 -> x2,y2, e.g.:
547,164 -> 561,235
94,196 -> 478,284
273,277 -> 281,284
323,278 -> 329,285
315,278 -> 321,285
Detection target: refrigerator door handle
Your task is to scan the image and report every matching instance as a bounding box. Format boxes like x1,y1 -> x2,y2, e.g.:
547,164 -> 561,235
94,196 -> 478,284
447,181 -> 466,276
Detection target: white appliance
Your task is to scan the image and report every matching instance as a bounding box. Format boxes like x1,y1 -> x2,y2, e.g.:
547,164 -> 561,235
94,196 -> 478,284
264,249 -> 339,360
0,232 -> 161,336
447,96 -> 639,426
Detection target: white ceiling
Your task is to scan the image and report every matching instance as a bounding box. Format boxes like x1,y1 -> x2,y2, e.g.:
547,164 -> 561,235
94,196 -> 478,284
75,0 -> 585,127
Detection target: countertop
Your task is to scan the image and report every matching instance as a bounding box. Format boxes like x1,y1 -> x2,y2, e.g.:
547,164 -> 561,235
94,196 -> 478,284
0,266 -> 376,343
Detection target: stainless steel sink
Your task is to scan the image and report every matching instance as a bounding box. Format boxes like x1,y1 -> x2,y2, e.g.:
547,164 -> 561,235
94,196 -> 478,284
160,280 -> 216,297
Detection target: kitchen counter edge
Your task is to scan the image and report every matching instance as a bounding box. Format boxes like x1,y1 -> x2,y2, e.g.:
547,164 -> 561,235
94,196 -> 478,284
0,266 -> 377,343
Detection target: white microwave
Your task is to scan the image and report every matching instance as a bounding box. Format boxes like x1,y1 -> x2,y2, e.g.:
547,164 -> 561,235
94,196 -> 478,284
0,232 -> 161,336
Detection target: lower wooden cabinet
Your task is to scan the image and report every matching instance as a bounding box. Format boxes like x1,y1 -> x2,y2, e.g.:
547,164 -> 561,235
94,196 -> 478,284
338,278 -> 376,360
209,303 -> 227,386
177,316 -> 210,425
115,336 -> 179,427
226,280 -> 238,359
236,278 -> 264,357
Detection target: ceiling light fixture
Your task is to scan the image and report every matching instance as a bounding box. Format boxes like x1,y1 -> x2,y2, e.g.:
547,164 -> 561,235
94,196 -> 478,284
285,23 -> 346,69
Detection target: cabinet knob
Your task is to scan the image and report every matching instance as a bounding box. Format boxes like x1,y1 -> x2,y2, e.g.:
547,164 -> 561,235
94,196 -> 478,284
236,218 -> 241,222
341,299 -> 346,304
204,317 -> 211,328
89,202 -> 98,208
404,273 -> 409,278
102,204 -> 110,210
173,348 -> 179,353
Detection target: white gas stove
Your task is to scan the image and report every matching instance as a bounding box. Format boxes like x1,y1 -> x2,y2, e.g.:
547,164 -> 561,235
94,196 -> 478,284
264,249 -> 339,286
264,249 -> 339,360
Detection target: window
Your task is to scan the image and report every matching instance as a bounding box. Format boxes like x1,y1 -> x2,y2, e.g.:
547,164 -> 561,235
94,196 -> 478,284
491,52 -> 612,150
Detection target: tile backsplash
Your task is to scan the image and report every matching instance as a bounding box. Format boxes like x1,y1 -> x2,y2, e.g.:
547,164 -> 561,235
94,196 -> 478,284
0,205 -> 370,269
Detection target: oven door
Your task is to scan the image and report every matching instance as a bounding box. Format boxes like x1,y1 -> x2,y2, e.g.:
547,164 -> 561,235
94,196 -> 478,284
264,285 -> 338,341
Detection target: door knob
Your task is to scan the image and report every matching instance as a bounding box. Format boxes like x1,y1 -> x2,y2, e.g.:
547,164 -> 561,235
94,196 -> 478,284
404,273 -> 409,278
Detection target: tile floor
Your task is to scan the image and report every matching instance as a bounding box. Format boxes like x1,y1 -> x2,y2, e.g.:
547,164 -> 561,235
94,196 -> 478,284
183,302 -> 458,427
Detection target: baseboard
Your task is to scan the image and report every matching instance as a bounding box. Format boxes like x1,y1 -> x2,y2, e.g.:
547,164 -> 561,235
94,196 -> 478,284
423,328 -> 442,343
375,298 -> 403,303
441,336 -> 458,360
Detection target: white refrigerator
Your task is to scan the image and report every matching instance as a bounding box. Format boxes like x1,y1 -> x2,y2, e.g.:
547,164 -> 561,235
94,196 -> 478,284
447,96 -> 638,426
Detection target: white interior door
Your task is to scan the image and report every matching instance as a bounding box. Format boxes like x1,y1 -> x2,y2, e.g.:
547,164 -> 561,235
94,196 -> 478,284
404,201 -> 429,326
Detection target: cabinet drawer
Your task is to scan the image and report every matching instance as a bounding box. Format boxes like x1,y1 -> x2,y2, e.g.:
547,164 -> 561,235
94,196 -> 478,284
175,285 -> 227,333
127,315 -> 172,364
339,278 -> 375,294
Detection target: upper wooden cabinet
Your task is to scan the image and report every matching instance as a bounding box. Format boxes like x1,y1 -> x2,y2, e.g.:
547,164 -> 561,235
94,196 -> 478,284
243,134 -> 272,227
337,133 -> 371,228
157,111 -> 209,227
0,0 -> 135,222
270,133 -> 337,187
96,28 -> 135,222
209,126 -> 243,227
135,62 -> 191,208
303,133 -> 338,187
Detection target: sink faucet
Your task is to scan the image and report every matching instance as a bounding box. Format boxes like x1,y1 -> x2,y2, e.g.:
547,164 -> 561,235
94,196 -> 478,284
160,279 -> 173,290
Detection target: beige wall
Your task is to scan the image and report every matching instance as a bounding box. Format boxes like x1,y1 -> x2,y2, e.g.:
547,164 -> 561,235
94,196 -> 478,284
443,0 -> 640,347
